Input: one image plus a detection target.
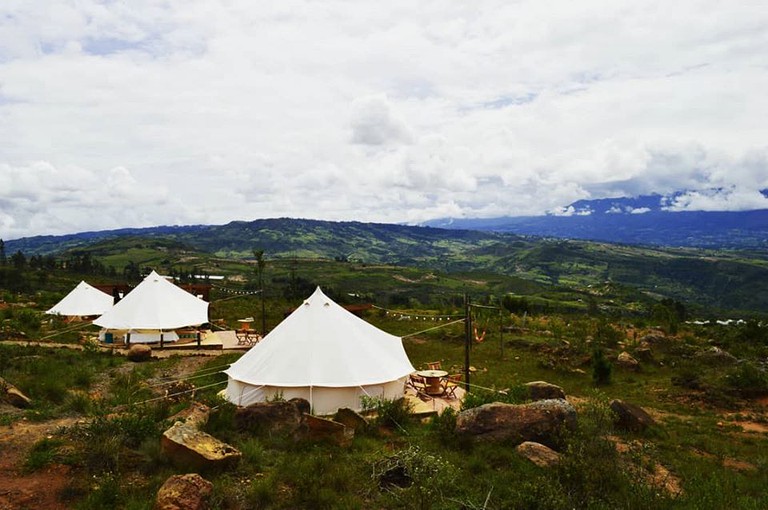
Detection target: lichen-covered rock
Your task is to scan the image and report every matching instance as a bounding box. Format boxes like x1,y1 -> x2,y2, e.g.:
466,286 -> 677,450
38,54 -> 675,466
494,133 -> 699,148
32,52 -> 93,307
455,399 -> 577,447
516,441 -> 562,468
525,381 -> 566,401
168,402 -> 210,429
161,422 -> 241,471
154,473 -> 213,510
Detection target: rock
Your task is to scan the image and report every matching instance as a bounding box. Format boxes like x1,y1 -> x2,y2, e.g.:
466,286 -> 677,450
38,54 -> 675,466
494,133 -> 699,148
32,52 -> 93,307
525,381 -> 566,401
616,351 -> 640,370
234,399 -> 308,435
639,333 -> 667,345
0,377 -> 32,408
334,407 -> 369,433
455,399 -> 577,447
610,399 -> 657,432
6,387 -> 32,408
161,422 -> 241,471
516,441 -> 562,468
695,346 -> 737,366
168,402 -> 211,429
154,473 -> 213,510
127,344 -> 152,362
288,397 -> 311,415
633,347 -> 654,362
304,414 -> 354,446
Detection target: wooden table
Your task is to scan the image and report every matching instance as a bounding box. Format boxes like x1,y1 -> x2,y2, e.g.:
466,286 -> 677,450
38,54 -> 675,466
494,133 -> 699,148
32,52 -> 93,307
416,369 -> 448,395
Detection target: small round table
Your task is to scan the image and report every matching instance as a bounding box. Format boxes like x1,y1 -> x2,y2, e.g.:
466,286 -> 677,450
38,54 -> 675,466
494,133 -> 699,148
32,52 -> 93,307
416,369 -> 448,395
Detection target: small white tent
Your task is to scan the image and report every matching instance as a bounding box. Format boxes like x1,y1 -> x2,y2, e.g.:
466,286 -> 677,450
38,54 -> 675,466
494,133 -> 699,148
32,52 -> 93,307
93,271 -> 208,343
225,287 -> 415,415
46,281 -> 114,318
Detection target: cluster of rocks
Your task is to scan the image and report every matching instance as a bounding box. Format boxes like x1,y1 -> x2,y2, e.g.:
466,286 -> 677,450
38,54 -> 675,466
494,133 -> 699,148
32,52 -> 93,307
454,380 -> 659,470
155,398 -> 370,508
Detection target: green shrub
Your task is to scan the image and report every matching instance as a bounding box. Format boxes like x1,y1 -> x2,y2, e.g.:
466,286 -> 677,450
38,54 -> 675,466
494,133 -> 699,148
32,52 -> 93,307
724,362 -> 768,397
361,396 -> 414,431
24,437 -> 66,472
372,445 -> 458,510
591,347 -> 612,386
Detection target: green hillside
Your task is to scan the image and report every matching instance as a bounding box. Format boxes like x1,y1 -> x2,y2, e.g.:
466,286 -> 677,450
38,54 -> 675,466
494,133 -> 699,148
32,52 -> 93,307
5,218 -> 768,313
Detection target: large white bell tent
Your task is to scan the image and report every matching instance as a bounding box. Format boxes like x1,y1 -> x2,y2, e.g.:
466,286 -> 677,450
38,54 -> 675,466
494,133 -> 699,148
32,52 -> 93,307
93,270 -> 209,344
46,281 -> 114,318
225,287 -> 415,415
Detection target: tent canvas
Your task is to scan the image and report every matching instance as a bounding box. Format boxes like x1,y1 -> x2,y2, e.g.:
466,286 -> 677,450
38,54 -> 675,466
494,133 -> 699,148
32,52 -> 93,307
93,271 -> 208,332
46,281 -> 114,317
225,287 -> 415,415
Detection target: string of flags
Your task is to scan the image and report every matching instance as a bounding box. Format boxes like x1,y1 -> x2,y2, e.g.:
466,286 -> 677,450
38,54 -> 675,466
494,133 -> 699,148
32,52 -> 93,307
211,285 -> 260,296
372,304 -> 463,321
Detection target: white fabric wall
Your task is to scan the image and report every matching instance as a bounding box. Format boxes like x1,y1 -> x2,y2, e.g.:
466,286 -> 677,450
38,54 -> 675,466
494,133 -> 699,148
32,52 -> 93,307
225,376 -> 408,416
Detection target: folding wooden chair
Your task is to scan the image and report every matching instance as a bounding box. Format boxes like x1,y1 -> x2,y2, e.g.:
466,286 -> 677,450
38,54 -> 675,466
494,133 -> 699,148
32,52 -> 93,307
426,361 -> 442,370
441,373 -> 462,399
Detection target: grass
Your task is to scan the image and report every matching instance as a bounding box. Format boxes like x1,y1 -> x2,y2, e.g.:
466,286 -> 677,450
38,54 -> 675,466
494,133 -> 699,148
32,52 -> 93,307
4,288 -> 768,508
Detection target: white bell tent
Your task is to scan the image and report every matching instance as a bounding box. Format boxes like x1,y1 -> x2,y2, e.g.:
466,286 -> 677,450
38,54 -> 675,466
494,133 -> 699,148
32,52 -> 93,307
93,270 -> 209,344
46,281 -> 114,318
225,287 -> 415,415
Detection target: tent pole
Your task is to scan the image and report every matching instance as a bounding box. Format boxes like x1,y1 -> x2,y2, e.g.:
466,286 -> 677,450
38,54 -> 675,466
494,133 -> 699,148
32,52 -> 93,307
160,331 -> 164,349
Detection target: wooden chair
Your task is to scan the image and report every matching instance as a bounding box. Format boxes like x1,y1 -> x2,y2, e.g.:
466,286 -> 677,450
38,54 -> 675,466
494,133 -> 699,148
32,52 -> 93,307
426,361 -> 442,370
408,373 -> 428,392
441,373 -> 463,399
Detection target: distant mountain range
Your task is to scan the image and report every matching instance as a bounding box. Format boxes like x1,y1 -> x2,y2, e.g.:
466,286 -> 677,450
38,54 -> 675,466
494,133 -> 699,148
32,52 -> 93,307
5,215 -> 768,312
422,194 -> 768,248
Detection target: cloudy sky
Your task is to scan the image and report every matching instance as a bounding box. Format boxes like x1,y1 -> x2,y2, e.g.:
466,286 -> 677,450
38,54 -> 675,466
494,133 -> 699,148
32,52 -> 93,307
2,1 -> 767,239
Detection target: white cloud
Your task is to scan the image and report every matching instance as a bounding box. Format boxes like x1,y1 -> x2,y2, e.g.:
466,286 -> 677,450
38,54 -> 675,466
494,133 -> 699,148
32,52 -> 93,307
665,188 -> 768,212
1,1 -> 767,238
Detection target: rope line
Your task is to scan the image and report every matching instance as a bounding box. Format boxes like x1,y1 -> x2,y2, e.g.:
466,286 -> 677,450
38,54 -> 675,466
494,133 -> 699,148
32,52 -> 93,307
113,380 -> 228,410
38,321 -> 93,341
401,319 -> 465,338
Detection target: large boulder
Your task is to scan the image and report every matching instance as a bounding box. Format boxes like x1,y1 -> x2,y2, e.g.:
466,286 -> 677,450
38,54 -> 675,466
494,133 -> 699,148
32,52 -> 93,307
304,414 -> 354,446
515,441 -> 562,468
234,399 -> 308,435
154,473 -> 213,510
525,381 -> 565,401
334,408 -> 369,433
455,399 -> 577,447
695,346 -> 737,366
610,399 -> 657,432
161,422 -> 241,471
127,343 -> 152,362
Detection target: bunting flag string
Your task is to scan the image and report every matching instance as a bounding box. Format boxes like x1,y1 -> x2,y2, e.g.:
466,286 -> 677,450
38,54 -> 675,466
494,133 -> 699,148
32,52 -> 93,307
211,284 -> 260,296
371,304 -> 463,321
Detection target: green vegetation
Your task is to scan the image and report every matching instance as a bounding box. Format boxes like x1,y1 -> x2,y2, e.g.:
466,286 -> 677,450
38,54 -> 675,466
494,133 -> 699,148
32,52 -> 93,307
2,221 -> 768,508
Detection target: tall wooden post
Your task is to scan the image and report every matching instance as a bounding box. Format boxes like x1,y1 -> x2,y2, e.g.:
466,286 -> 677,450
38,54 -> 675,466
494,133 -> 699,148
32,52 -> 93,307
464,293 -> 471,392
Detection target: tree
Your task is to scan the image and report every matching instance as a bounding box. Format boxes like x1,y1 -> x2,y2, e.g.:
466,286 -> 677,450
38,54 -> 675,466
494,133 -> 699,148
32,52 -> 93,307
0,238 -> 5,266
10,250 -> 26,270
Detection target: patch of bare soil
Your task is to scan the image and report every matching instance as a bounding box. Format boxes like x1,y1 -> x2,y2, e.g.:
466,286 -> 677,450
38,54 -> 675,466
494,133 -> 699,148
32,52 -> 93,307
0,416 -> 80,510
